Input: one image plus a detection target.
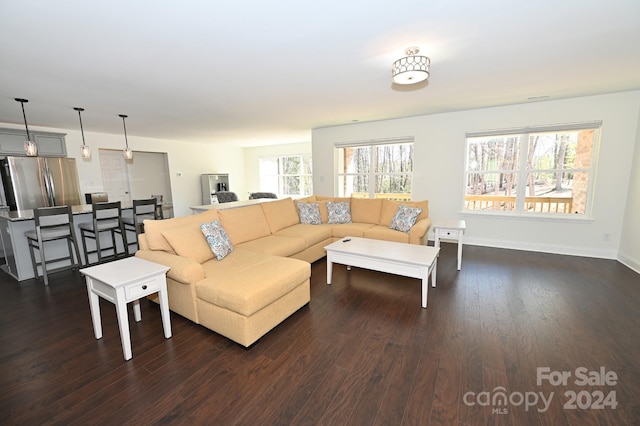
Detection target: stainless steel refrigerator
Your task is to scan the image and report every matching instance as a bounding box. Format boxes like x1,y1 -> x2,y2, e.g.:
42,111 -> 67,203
0,156 -> 82,211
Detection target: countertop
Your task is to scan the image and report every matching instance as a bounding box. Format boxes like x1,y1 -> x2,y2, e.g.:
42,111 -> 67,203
0,202 -> 135,222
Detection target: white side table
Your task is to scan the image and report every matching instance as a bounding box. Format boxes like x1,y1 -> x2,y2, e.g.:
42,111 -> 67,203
80,257 -> 172,361
433,220 -> 466,271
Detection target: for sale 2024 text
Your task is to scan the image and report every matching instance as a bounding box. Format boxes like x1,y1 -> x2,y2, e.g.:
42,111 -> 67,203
537,367 -> 618,410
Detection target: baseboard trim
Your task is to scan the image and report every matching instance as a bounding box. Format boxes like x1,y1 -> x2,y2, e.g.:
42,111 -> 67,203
617,252 -> 640,275
453,236 -> 618,259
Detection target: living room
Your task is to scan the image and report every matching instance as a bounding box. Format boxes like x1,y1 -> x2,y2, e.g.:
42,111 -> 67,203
1,1 -> 639,424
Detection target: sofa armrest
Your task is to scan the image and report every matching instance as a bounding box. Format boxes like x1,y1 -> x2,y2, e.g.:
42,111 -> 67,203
409,217 -> 432,245
135,249 -> 205,285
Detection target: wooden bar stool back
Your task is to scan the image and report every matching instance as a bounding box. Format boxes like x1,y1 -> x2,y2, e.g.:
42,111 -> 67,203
79,201 -> 129,265
123,198 -> 159,251
25,205 -> 82,285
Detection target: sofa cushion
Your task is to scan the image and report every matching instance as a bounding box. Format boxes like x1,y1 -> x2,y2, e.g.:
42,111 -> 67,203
144,208 -> 219,254
296,195 -> 317,203
218,204 -> 271,244
260,198 -> 300,233
197,248 -> 310,316
315,195 -> 350,202
330,222 -> 377,238
274,223 -> 332,247
389,205 -> 423,232
364,225 -> 410,243
200,220 -> 234,260
296,202 -> 321,225
350,197 -> 383,224
379,199 -> 429,226
327,201 -> 352,224
162,225 -> 215,263
236,235 -> 307,257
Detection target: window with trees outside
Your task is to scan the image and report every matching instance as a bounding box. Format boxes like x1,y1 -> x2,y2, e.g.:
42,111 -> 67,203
259,155 -> 313,196
336,138 -> 414,201
464,122 -> 601,215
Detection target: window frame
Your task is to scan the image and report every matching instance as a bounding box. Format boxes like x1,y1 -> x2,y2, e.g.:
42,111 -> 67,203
462,122 -> 601,219
258,154 -> 313,197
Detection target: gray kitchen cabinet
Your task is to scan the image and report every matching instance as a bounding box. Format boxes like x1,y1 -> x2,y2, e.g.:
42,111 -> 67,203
0,128 -> 67,157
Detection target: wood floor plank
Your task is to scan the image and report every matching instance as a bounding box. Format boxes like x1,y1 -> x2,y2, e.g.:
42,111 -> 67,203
0,242 -> 638,425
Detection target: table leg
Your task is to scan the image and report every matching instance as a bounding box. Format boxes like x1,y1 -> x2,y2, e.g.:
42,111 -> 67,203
457,230 -> 464,270
86,279 -> 103,340
431,258 -> 438,288
114,296 -> 133,361
421,274 -> 428,309
133,299 -> 142,322
158,286 -> 172,339
326,255 -> 333,285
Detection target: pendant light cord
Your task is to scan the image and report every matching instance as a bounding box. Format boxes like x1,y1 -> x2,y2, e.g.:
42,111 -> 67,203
16,98 -> 32,141
75,107 -> 86,145
120,114 -> 129,149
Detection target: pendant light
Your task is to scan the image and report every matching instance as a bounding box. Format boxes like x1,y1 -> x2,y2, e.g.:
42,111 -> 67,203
15,98 -> 38,156
74,107 -> 91,159
119,114 -> 133,160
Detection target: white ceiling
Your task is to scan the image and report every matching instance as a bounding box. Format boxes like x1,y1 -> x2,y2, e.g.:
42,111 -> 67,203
1,0 -> 640,147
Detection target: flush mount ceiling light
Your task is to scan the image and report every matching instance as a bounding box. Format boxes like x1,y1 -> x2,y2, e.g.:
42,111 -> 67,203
391,46 -> 430,85
74,107 -> 91,159
15,98 -> 38,156
119,114 -> 133,160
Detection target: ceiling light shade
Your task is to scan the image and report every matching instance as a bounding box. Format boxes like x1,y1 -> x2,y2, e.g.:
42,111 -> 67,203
391,46 -> 430,85
15,98 -> 38,156
74,107 -> 91,159
119,114 -> 133,160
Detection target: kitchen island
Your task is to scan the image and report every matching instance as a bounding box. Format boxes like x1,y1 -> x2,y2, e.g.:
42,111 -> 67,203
0,203 -> 135,282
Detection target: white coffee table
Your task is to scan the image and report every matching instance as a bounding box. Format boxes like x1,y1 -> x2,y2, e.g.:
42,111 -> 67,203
80,257 -> 172,361
324,237 -> 440,308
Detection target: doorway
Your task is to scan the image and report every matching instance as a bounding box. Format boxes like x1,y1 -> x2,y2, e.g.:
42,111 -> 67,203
98,149 -> 173,217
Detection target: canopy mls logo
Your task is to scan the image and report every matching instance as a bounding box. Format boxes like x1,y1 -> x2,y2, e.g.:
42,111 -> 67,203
463,366 -> 619,415
463,387 -> 552,414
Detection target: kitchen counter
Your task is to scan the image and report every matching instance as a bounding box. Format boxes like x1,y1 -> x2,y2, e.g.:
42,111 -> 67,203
0,203 -> 134,282
0,202 -> 134,222
189,198 -> 276,214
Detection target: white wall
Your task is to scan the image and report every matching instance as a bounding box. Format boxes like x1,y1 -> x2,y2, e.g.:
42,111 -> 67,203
243,142 -> 312,196
618,107 -> 640,273
0,122 -> 246,218
313,91 -> 640,260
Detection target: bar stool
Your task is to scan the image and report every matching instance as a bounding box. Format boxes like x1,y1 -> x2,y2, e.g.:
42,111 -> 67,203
79,201 -> 129,265
122,198 -> 159,251
25,205 -> 82,285
151,194 -> 164,219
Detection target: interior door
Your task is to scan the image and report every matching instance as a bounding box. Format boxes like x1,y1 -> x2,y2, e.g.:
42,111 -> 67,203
99,149 -> 131,203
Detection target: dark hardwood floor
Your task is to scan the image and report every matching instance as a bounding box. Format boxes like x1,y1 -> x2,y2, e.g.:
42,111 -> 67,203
1,243 -> 638,425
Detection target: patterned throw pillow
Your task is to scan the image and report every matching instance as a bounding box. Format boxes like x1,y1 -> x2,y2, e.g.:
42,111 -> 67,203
200,220 -> 233,260
297,202 -> 322,225
326,201 -> 352,224
389,205 -> 423,233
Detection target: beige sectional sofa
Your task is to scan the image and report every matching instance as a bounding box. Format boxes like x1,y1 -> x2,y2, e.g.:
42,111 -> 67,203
135,195 -> 431,347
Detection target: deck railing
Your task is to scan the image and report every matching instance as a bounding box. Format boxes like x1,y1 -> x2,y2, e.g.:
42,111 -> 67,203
465,195 -> 573,213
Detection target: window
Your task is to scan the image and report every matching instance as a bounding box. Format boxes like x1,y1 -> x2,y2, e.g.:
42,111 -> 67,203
336,138 -> 414,200
464,122 -> 601,215
259,155 -> 313,196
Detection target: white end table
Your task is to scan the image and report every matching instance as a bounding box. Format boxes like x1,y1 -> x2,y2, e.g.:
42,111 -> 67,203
80,257 -> 171,361
433,220 -> 466,271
